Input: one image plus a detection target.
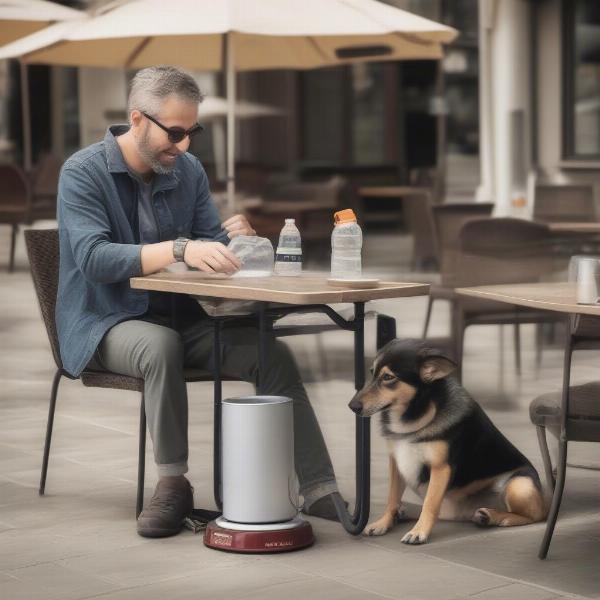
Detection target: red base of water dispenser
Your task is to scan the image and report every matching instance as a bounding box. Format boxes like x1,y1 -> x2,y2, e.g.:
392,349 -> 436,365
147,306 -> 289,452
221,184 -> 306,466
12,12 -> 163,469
203,518 -> 314,553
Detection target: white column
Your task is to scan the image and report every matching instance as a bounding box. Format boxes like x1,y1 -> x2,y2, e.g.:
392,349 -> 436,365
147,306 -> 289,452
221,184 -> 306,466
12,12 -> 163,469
477,0 -> 532,216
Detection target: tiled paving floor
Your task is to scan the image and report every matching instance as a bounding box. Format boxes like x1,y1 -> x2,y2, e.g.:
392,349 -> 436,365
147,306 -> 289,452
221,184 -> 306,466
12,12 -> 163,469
1,225 -> 600,599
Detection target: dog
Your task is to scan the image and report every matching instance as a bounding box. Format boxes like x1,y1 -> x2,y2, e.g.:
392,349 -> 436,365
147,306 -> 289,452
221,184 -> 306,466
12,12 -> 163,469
348,339 -> 547,545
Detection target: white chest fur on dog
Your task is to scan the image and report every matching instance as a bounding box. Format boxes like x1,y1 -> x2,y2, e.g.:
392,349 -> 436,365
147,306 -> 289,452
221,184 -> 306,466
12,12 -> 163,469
390,439 -> 428,496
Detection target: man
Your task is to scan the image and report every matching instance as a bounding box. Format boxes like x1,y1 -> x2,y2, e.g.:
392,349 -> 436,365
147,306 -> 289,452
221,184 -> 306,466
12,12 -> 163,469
56,66 -> 340,537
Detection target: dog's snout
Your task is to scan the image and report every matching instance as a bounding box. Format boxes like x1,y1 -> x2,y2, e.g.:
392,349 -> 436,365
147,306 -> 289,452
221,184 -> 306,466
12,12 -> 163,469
348,396 -> 363,414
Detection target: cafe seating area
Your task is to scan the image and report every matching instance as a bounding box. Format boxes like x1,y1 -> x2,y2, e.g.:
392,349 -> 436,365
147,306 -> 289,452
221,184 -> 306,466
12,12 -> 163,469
2,223 -> 600,599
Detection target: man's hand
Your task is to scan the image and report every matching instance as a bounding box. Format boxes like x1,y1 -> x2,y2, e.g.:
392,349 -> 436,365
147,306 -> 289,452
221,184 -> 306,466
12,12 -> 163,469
184,241 -> 241,274
221,214 -> 256,239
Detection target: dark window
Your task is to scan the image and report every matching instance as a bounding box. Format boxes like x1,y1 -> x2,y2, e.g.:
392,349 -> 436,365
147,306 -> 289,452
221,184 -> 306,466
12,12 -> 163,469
563,0 -> 600,159
300,63 -> 396,168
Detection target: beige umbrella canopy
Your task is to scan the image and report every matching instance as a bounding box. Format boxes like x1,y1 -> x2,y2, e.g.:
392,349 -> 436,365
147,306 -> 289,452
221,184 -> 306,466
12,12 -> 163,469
0,0 -> 457,206
0,0 -> 84,171
0,0 -> 82,45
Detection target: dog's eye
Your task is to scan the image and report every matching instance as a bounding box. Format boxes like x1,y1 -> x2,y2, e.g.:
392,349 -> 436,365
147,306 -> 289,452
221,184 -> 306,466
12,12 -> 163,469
381,373 -> 396,382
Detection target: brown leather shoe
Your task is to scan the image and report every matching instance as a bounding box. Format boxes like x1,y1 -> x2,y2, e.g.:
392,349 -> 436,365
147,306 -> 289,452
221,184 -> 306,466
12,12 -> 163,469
137,477 -> 194,538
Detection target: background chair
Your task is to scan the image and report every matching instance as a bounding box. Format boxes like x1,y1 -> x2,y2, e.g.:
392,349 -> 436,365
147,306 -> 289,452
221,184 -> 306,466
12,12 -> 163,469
24,229 -> 226,518
402,191 -> 437,270
0,164 -> 31,272
530,314 -> 600,559
30,153 -> 62,221
533,184 -> 596,223
451,217 -> 562,380
422,202 -> 494,341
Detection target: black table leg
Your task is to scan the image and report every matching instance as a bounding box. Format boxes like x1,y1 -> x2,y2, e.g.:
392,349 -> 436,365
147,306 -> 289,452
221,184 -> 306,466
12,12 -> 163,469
331,302 -> 370,534
212,318 -> 223,510
257,303 -> 272,394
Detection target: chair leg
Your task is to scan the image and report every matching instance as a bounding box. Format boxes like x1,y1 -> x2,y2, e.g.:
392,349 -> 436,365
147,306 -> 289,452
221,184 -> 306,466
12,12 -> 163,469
136,393 -> 147,519
422,296 -> 434,339
9,224 -> 18,273
453,306 -> 465,383
536,425 -> 555,491
39,369 -> 62,495
535,324 -> 543,373
539,438 -> 568,559
513,322 -> 522,376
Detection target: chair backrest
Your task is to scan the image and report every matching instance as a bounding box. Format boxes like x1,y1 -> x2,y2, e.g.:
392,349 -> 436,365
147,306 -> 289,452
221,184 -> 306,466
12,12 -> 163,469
32,154 -> 62,197
456,217 -> 554,287
24,229 -> 63,370
533,184 -> 595,223
402,192 -> 436,264
0,164 -> 30,217
431,203 -> 494,286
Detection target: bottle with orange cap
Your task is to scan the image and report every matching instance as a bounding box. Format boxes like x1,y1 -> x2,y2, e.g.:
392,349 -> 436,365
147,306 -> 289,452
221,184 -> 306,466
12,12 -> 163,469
331,209 -> 362,279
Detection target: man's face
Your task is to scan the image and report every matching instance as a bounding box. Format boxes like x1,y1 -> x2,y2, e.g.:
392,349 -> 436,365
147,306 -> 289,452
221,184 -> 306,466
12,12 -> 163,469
132,95 -> 199,175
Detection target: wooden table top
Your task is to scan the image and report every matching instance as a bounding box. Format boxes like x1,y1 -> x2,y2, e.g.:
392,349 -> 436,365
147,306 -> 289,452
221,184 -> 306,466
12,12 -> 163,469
358,186 -> 430,198
546,222 -> 600,233
130,272 -> 430,305
457,282 -> 600,316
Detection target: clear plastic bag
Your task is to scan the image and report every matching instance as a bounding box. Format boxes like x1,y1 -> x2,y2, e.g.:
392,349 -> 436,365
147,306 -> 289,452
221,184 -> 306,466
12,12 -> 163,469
229,235 -> 274,278
194,235 -> 274,316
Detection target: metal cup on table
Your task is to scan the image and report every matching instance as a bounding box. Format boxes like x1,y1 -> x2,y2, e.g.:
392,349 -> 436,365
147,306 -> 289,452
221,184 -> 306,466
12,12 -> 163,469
569,256 -> 600,305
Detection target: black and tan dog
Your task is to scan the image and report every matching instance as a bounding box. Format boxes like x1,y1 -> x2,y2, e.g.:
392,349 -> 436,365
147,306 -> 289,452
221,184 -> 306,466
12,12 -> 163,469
349,339 -> 546,545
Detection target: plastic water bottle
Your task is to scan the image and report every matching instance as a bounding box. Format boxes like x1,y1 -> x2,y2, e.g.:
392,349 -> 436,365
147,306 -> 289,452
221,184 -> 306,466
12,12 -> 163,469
331,209 -> 362,279
274,218 -> 302,276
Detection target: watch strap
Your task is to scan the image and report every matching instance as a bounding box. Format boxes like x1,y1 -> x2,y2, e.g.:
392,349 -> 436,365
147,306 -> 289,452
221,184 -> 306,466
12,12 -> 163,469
173,237 -> 190,262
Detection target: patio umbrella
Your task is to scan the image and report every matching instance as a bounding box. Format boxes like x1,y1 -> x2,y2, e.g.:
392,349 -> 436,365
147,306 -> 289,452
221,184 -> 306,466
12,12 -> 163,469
0,0 -> 457,208
0,0 -> 85,171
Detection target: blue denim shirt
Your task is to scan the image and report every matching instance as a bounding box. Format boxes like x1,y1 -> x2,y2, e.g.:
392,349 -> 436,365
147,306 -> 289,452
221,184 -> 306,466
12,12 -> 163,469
56,125 -> 228,377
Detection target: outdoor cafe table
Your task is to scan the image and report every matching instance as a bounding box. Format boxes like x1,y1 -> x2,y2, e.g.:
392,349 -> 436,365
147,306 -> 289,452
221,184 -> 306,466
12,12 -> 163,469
456,281 -> 600,317
130,271 -> 429,534
545,222 -> 600,234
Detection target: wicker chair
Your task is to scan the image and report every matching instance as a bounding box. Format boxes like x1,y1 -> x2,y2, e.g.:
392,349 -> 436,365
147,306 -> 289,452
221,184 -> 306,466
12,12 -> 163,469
0,164 -> 31,272
530,314 -> 600,559
24,229 -> 226,518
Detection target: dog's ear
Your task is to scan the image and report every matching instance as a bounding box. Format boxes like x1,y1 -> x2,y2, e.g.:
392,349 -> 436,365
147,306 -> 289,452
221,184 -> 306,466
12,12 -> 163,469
418,349 -> 456,383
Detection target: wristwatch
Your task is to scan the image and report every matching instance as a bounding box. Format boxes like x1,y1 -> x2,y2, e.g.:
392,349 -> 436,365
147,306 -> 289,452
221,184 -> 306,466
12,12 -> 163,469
173,237 -> 190,263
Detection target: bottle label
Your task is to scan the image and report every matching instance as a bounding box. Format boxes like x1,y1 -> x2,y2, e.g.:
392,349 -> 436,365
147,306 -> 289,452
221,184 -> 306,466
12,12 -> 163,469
276,247 -> 302,263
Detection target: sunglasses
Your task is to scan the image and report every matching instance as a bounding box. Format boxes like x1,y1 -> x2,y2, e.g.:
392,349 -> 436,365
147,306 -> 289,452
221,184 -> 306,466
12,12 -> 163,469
142,112 -> 204,144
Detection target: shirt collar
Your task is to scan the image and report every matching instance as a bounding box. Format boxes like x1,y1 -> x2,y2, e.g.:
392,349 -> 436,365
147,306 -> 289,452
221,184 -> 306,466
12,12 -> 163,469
104,125 -> 180,192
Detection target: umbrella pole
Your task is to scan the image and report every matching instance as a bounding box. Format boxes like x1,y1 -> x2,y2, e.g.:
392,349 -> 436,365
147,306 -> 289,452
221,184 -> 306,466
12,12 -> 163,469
224,32 -> 236,214
19,60 -> 32,173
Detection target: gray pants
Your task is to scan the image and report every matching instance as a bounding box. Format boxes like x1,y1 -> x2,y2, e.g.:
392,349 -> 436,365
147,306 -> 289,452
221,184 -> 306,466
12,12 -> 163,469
88,313 -> 337,503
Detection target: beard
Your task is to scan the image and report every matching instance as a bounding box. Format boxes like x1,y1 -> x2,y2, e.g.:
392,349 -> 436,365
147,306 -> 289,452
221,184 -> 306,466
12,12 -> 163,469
136,126 -> 178,175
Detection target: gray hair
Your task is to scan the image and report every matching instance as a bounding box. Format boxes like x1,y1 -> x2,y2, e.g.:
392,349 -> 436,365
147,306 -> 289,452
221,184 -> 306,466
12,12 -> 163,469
127,66 -> 203,121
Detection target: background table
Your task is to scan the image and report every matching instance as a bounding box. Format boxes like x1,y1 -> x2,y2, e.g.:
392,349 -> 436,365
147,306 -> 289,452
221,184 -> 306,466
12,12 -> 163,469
457,281 -> 600,316
130,272 -> 429,534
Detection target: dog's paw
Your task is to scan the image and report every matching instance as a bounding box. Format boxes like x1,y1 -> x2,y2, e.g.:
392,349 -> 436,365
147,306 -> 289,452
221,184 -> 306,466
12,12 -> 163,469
401,527 -> 429,545
472,508 -> 492,527
363,516 -> 394,536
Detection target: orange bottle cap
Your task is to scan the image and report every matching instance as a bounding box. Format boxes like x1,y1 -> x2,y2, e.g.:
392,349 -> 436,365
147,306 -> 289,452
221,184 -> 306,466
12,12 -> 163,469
334,209 -> 357,224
